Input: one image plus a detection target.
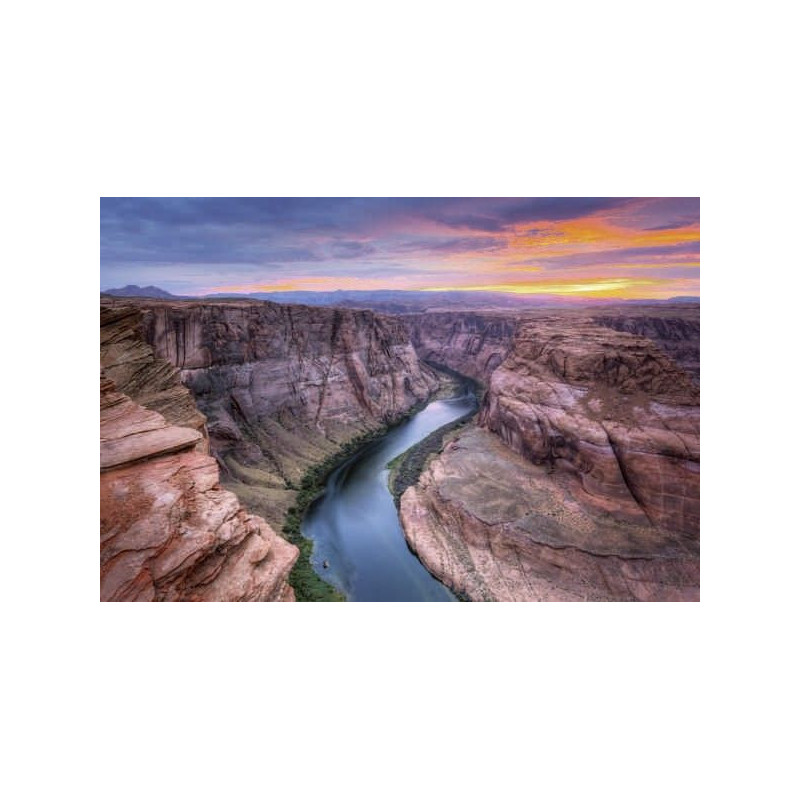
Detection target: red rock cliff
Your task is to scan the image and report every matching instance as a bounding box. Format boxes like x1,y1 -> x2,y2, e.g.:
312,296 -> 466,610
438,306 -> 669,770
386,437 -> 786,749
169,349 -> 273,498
100,305 -> 297,601
123,298 -> 440,528
399,307 -> 700,601
479,318 -> 699,537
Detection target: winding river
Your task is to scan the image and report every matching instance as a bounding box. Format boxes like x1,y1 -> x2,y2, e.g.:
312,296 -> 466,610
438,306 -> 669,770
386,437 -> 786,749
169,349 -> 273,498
301,384 -> 478,601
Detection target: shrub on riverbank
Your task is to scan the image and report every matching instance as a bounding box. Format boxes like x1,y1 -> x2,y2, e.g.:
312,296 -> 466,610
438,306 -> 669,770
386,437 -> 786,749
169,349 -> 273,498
388,415 -> 475,504
388,365 -> 482,504
282,364 -> 481,601
282,424 -> 393,601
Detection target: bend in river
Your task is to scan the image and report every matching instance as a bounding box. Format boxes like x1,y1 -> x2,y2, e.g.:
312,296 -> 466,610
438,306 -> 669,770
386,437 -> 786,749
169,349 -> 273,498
301,382 -> 477,601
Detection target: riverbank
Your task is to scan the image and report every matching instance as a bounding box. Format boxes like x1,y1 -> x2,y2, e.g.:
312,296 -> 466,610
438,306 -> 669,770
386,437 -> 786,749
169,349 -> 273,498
388,366 -> 482,504
298,366 -> 480,600
282,365 -> 454,601
282,424 -> 396,601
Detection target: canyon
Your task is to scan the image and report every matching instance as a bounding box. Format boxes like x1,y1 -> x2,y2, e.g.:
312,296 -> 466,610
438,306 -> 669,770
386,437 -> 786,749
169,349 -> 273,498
137,299 -> 439,530
99,296 -> 700,602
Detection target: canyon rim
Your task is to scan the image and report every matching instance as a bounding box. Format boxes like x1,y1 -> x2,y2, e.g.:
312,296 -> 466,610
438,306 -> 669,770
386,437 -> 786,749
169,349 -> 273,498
100,197 -> 700,602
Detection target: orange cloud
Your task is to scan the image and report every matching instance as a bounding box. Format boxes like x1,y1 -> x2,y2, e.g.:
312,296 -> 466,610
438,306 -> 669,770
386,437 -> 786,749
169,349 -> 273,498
509,217 -> 699,257
204,206 -> 699,299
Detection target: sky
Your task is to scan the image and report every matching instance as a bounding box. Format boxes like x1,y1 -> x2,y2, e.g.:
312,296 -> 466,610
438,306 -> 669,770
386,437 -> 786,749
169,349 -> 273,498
100,197 -> 699,299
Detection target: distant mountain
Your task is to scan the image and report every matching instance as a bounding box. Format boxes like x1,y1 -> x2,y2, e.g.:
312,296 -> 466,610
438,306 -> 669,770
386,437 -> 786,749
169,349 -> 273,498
200,289 -> 617,312
101,285 -> 699,311
104,285 -> 182,299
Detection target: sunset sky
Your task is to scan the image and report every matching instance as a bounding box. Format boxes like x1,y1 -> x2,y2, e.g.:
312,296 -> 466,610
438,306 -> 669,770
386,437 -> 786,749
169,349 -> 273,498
100,197 -> 699,299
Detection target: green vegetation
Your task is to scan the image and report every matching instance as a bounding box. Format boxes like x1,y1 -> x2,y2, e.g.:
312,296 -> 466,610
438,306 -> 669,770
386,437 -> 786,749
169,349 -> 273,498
281,424 -> 395,602
389,365 -> 483,504
388,414 -> 475,503
423,360 -> 486,404
281,364 -> 483,601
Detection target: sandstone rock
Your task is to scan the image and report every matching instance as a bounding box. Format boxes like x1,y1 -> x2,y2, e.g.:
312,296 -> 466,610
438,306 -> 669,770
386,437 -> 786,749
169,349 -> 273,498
479,318 -> 700,537
106,298 -> 440,528
400,427 -> 699,602
100,304 -> 207,445
591,307 -> 700,383
100,377 -> 298,601
398,309 -> 699,601
404,312 -> 516,382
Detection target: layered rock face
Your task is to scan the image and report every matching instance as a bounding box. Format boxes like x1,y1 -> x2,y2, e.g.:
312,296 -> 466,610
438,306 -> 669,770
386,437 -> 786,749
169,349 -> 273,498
122,299 -> 439,528
401,427 -> 698,601
591,307 -> 700,383
400,309 -> 700,601
100,311 -> 298,601
404,312 -> 517,383
101,304 -> 207,440
479,318 -> 700,536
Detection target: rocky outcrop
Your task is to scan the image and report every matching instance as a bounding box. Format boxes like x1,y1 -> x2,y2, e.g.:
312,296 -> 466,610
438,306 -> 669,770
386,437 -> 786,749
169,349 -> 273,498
403,312 -> 517,383
100,375 -> 297,602
100,304 -> 207,442
479,318 -> 700,537
591,307 -> 700,383
399,310 -> 700,601
102,298 -> 440,529
100,305 -> 298,601
400,427 -> 699,602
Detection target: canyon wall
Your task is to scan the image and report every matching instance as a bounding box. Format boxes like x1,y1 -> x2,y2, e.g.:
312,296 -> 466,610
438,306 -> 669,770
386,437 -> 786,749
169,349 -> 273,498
479,317 -> 700,536
100,304 -> 207,440
403,312 -> 517,383
100,305 -> 297,601
130,299 -> 439,528
400,307 -> 700,601
400,427 -> 699,601
591,307 -> 700,383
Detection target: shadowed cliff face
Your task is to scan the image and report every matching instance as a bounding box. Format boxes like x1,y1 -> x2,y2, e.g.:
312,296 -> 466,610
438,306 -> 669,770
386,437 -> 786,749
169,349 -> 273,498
99,308 -> 298,602
125,299 -> 440,528
403,312 -> 517,383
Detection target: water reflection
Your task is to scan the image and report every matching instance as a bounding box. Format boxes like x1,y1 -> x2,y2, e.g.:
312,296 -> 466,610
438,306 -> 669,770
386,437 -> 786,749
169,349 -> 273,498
301,388 -> 477,601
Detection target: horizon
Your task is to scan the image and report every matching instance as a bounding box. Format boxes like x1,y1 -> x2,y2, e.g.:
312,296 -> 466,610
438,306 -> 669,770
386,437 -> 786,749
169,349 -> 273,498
102,283 -> 700,303
101,197 -> 700,300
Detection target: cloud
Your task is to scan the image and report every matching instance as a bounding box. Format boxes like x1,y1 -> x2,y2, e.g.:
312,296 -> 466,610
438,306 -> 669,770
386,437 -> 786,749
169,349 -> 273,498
394,236 -> 502,255
328,240 -> 378,258
643,220 -> 700,231
100,197 -> 699,298
533,241 -> 701,270
426,197 -> 637,231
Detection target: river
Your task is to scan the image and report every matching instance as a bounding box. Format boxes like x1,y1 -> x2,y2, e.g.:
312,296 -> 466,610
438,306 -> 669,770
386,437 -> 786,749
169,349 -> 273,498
301,383 -> 478,601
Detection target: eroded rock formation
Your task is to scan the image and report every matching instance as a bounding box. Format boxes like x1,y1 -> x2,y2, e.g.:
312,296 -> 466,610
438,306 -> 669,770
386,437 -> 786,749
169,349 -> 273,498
100,306 -> 297,602
400,308 -> 700,601
591,306 -> 700,383
404,312 -> 516,383
107,298 -> 440,529
401,427 -> 699,601
479,318 -> 700,536
101,304 -> 207,440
